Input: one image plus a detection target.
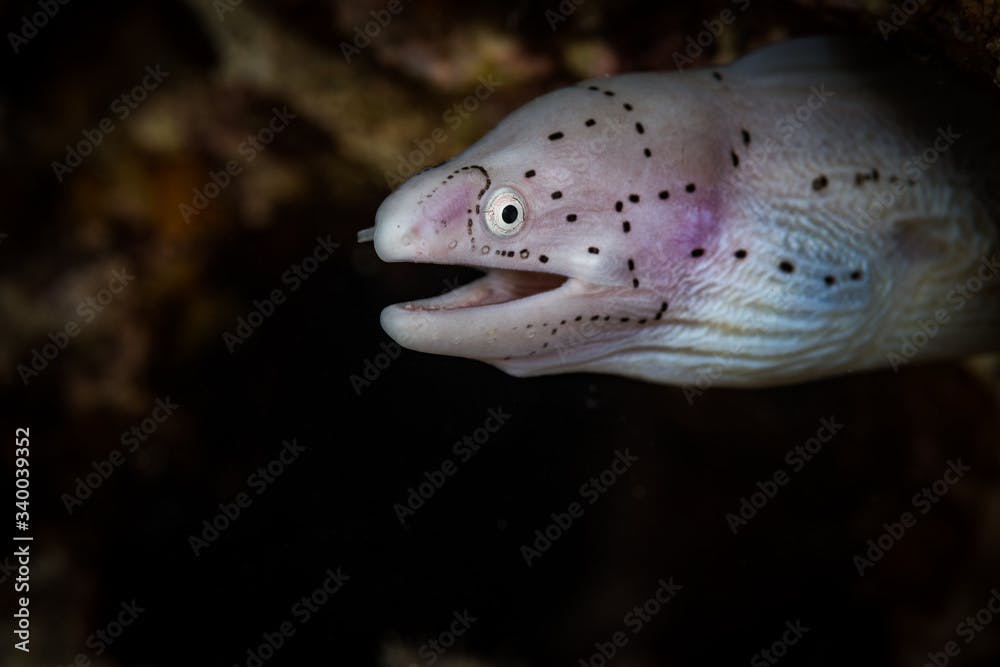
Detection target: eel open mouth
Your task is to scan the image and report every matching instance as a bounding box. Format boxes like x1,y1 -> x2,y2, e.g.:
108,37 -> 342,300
399,269 -> 569,312
361,222 -> 589,358
359,224 -> 571,315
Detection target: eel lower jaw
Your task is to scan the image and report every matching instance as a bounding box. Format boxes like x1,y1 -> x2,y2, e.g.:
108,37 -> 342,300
380,268 -> 592,358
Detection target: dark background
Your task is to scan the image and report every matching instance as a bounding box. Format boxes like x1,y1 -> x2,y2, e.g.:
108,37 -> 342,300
2,1 -> 999,665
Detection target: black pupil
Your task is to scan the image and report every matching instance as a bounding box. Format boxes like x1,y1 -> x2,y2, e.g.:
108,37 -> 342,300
501,204 -> 519,224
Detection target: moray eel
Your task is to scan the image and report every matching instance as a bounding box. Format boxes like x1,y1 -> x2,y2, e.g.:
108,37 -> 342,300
360,37 -> 1000,387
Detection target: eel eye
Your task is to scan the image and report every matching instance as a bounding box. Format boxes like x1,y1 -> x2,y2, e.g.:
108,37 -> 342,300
484,187 -> 527,237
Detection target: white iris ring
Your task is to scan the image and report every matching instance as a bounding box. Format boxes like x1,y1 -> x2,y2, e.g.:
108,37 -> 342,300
483,187 -> 527,237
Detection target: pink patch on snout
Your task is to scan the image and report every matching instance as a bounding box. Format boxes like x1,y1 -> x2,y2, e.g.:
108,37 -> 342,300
413,169 -> 489,239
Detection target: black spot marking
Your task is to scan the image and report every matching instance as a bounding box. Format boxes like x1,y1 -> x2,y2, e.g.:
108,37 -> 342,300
855,170 -> 878,186
850,270 -> 863,281
615,201 -> 623,212
591,315 -> 600,321
603,315 -> 610,321
691,248 -> 705,258
551,191 -> 563,199
566,214 -> 577,222
622,221 -> 631,233
658,190 -> 669,200
624,103 -> 633,111
627,259 -> 635,271
588,247 -> 600,254
779,261 -> 795,273
548,132 -> 564,141
629,194 -> 640,203
575,316 -> 582,321
685,183 -> 696,193
560,320 -> 566,325
604,90 -> 615,96
824,275 -> 836,286
644,148 -> 652,157
638,318 -> 647,324
734,249 -> 747,259
525,169 -> 536,178
585,119 -> 596,127
712,71 -> 723,81
635,122 -> 645,134
588,85 -> 599,91
632,278 -> 639,288
520,249 -> 529,259
731,151 -> 739,167
741,129 -> 751,145
812,175 -> 828,191
620,317 -> 630,322
539,255 -> 549,263
551,328 -> 557,335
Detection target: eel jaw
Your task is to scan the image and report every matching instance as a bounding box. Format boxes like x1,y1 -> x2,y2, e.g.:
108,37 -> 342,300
379,268 -> 585,360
